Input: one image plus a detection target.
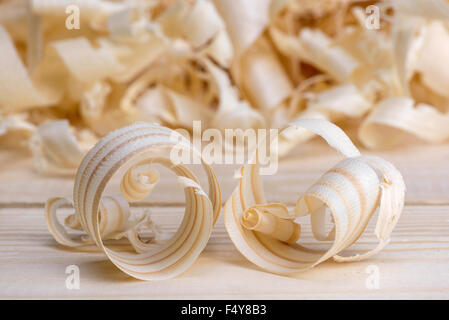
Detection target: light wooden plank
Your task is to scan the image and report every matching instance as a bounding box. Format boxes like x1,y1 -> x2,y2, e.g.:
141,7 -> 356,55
0,205 -> 448,299
1,140 -> 449,205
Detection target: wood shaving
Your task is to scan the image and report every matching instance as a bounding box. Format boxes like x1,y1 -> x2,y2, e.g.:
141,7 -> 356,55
225,119 -> 405,274
45,122 -> 222,280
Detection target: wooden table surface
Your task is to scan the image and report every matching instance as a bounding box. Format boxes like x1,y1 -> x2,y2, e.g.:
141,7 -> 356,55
1,140 -> 448,299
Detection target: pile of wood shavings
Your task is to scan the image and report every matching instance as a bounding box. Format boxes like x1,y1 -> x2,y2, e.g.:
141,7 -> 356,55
0,0 -> 448,174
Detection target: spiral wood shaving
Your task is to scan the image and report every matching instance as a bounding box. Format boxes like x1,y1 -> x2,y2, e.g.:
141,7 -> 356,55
46,122 -> 221,280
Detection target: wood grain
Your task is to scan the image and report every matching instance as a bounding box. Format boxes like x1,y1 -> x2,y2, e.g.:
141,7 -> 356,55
0,140 -> 448,299
0,205 -> 448,299
1,140 -> 449,205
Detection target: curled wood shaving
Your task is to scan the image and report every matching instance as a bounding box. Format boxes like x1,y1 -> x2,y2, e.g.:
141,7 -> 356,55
46,122 -> 222,280
359,97 -> 449,148
30,120 -> 97,174
241,203 -> 301,244
213,0 -> 271,56
0,24 -> 58,111
0,113 -> 36,149
224,119 -> 405,274
238,36 -> 293,112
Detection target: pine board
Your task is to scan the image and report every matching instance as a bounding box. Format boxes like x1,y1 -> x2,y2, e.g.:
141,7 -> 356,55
0,140 -> 448,299
0,205 -> 448,299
